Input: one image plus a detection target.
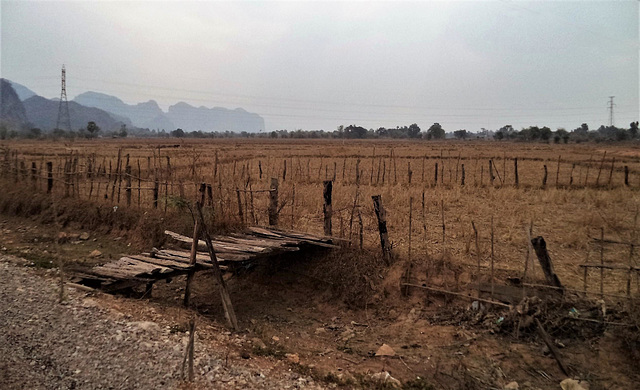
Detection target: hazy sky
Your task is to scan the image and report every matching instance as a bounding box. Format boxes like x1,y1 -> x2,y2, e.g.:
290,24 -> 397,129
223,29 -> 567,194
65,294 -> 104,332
1,1 -> 638,132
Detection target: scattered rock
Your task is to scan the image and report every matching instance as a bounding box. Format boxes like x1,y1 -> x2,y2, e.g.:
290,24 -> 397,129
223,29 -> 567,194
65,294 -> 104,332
57,232 -> 69,244
504,381 -> 519,389
79,232 -> 90,240
370,371 -> 401,388
285,353 -> 299,364
89,250 -> 102,258
271,336 -> 280,342
252,338 -> 267,350
130,321 -> 160,332
314,327 -> 326,334
375,344 -> 396,357
560,378 -> 588,390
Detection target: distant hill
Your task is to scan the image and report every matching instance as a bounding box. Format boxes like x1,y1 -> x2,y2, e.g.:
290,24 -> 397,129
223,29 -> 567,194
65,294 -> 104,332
74,91 -> 174,130
1,79 -> 29,130
74,91 -> 264,132
3,79 -> 37,101
23,95 -> 131,132
167,102 -> 265,133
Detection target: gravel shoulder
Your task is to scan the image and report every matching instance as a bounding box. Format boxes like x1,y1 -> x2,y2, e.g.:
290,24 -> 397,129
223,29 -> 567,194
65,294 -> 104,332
0,255 -> 324,390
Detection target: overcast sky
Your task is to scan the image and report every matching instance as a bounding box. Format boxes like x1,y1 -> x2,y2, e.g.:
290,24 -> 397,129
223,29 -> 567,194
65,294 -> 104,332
1,0 -> 638,132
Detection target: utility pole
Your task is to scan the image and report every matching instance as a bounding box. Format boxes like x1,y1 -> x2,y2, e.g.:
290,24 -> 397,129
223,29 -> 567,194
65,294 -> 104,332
608,96 -> 615,127
56,65 -> 72,132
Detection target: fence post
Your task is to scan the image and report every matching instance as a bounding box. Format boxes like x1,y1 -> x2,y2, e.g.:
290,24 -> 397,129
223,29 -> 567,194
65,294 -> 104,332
153,179 -> 159,209
461,164 -> 465,186
125,164 -> 132,207
268,178 -> 279,226
323,180 -> 332,236
236,188 -> 244,225
372,195 -> 392,265
625,165 -> 630,186
489,160 -> 495,185
542,165 -> 548,187
46,162 -> 53,194
185,183 -> 206,307
514,158 -> 519,187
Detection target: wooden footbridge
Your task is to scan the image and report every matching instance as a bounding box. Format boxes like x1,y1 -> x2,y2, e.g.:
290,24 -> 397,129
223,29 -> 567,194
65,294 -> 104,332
71,226 -> 338,294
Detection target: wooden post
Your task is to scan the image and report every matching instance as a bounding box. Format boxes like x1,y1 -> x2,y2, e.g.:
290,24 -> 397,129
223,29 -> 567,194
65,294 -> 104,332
185,184 -> 206,307
625,165 -> 630,186
323,181 -> 332,236
31,162 -> 37,188
542,165 -> 548,187
153,179 -> 159,209
441,199 -> 446,251
514,158 -> 519,187
372,195 -> 392,265
600,227 -> 604,298
434,162 -> 438,186
236,188 -> 244,225
531,236 -> 564,290
187,319 -> 195,382
282,159 -> 287,181
291,184 -> 295,229
535,318 -> 569,376
490,216 -> 495,300
125,163 -> 132,207
608,157 -> 615,186
258,160 -> 263,179
137,159 -> 142,207
472,221 -> 480,297
268,178 -> 279,226
595,151 -> 606,186
408,197 -> 413,261
407,161 -> 412,184
46,162 -> 53,194
196,200 -> 239,331
628,244 -> 634,301
357,210 -> 363,250
569,163 -> 575,186
461,164 -> 465,186
555,155 -> 561,188
489,160 -> 494,185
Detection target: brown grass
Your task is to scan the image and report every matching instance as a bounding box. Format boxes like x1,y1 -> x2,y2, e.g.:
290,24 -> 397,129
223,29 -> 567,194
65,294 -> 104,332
2,138 -> 640,300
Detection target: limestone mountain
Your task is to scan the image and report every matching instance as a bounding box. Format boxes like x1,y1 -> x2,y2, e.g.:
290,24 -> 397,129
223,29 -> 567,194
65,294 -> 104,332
0,79 -> 29,130
3,79 -> 37,101
23,95 -> 131,132
73,91 -> 174,130
166,102 -> 265,133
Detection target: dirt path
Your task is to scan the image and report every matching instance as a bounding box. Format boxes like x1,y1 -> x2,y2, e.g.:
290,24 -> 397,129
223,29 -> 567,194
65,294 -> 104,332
0,255 -> 323,390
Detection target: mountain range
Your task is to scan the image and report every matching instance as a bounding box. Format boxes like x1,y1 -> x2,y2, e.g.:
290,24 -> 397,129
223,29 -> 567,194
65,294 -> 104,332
1,79 -> 265,133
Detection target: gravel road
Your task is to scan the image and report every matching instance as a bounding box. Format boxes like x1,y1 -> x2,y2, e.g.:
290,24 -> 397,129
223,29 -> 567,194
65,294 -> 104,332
0,255 -> 324,389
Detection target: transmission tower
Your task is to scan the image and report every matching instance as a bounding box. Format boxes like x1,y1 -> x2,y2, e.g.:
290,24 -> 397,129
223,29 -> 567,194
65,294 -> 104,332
56,65 -> 72,132
607,96 -> 615,127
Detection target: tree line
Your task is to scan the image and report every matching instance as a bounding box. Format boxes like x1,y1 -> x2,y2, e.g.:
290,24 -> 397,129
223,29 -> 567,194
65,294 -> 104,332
2,120 -> 639,143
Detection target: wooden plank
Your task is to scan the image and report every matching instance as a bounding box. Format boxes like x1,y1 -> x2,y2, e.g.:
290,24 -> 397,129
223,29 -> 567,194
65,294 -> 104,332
128,254 -> 194,270
165,230 -> 272,253
579,263 -> 640,271
157,249 -> 253,263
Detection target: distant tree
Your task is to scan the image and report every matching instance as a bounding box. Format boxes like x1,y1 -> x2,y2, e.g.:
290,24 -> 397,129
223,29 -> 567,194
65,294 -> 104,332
426,123 -> 445,140
494,131 -> 504,140
454,129 -> 468,139
540,126 -> 552,141
555,128 -> 569,144
28,128 -> 42,139
171,128 -> 185,138
118,124 -> 128,138
407,123 -> 421,138
86,121 -> 100,138
630,121 -> 639,138
344,124 -> 368,139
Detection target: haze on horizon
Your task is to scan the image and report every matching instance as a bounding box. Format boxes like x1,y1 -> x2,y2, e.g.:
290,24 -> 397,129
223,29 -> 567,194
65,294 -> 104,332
1,1 -> 638,133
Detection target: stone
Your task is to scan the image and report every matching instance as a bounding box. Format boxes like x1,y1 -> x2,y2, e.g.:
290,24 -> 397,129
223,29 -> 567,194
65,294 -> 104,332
285,353 -> 300,364
314,327 -> 326,334
375,344 -> 396,357
89,250 -> 102,258
560,378 -> 588,390
504,381 -> 519,389
271,336 -> 280,342
130,321 -> 160,332
370,372 -> 401,388
79,232 -> 90,240
252,338 -> 267,350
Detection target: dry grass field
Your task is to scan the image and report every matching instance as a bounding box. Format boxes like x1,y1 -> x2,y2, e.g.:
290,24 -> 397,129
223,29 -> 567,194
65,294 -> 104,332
3,138 -> 640,297
2,138 -> 640,389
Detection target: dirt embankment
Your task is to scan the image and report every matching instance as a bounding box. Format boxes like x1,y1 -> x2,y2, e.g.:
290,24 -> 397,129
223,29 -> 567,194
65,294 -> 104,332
0,255 -> 324,390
